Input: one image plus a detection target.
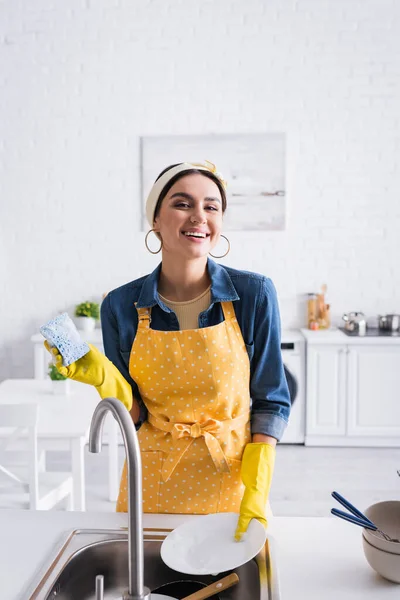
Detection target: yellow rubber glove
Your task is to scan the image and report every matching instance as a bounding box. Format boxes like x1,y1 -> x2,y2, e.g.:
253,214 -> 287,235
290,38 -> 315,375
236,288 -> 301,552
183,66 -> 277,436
235,442 -> 276,541
44,341 -> 133,410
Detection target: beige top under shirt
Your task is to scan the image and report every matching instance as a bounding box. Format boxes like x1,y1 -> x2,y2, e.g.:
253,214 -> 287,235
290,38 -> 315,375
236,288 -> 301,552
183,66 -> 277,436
158,286 -> 211,330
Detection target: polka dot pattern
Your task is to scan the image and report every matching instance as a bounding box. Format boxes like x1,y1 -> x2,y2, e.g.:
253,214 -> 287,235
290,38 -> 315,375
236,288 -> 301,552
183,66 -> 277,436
116,301 -> 251,514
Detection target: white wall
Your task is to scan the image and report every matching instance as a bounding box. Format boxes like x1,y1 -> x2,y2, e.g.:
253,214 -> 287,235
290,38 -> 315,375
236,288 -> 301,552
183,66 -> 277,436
1,0 -> 400,379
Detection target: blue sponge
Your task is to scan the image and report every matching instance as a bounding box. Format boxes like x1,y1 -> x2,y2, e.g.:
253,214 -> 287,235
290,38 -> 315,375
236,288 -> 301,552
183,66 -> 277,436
40,313 -> 90,367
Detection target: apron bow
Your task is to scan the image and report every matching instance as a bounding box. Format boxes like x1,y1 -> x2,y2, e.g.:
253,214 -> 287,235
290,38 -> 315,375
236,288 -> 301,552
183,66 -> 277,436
171,418 -> 221,441
148,414 -> 248,482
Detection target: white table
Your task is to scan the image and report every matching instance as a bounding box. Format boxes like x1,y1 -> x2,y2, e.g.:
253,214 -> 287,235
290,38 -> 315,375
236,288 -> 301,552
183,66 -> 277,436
0,379 -> 120,511
30,330 -> 120,502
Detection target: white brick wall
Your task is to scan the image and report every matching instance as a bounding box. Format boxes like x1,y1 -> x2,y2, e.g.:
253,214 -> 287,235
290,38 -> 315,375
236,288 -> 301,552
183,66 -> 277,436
1,0 -> 400,379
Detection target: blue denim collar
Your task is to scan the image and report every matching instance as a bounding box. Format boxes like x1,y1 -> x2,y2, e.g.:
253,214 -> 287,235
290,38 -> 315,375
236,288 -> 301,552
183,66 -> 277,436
136,258 -> 240,310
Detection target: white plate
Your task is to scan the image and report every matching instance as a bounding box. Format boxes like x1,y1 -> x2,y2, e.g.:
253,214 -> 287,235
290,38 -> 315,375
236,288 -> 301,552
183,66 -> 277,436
160,512 -> 267,575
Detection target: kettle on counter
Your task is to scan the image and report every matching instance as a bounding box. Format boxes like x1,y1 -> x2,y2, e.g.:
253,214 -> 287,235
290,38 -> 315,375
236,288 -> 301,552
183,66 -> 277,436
378,314 -> 400,332
342,312 -> 367,335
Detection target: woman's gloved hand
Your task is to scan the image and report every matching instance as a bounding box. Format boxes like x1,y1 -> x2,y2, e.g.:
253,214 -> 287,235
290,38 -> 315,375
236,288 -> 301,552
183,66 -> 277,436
234,442 -> 276,541
44,341 -> 133,410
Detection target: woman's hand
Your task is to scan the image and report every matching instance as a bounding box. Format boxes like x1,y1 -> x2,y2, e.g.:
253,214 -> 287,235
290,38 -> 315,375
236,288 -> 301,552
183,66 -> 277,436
45,341 -> 107,386
44,341 -> 133,411
234,442 -> 276,541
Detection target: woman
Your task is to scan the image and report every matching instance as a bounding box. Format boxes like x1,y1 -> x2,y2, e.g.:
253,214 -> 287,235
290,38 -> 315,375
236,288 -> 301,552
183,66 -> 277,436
48,160 -> 290,541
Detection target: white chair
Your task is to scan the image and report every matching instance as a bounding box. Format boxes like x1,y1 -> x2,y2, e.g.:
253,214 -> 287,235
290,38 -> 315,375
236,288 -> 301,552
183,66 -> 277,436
0,404 -> 74,510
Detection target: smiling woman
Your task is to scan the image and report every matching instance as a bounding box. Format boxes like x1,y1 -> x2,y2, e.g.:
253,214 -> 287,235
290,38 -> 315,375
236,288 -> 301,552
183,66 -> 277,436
49,159 -> 291,542
146,162 -> 227,259
144,163 -> 230,300
104,160 -> 290,539
154,171 -> 223,261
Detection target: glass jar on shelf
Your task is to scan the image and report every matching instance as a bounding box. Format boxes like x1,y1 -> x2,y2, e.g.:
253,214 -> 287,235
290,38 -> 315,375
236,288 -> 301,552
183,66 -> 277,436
307,293 -> 317,329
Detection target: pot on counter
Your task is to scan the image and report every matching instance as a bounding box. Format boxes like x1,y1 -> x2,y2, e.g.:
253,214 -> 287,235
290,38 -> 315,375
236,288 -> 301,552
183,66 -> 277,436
342,312 -> 367,335
378,314 -> 400,331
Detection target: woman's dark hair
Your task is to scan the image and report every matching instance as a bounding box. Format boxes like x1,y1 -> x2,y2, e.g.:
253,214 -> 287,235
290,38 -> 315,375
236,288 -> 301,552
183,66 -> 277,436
153,163 -> 227,221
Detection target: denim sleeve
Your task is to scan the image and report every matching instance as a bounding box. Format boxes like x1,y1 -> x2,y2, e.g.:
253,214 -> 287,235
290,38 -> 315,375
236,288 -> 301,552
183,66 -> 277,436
250,277 -> 291,441
100,294 -> 147,430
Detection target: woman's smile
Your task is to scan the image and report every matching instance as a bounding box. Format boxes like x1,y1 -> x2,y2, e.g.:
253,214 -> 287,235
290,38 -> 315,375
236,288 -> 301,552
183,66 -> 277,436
181,228 -> 211,243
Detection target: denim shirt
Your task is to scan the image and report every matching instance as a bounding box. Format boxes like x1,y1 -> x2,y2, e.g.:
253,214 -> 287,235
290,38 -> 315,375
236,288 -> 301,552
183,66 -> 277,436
101,258 -> 291,441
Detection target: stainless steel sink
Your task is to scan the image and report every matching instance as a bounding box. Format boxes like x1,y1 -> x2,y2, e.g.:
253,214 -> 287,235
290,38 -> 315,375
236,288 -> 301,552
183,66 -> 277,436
24,527 -> 280,599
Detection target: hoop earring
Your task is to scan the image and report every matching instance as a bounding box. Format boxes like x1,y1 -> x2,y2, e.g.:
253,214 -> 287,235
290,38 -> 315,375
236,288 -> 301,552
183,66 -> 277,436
209,234 -> 230,259
145,229 -> 162,254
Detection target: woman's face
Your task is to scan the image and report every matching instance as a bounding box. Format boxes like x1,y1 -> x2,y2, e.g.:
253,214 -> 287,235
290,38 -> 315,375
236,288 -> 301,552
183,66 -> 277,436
153,173 -> 224,260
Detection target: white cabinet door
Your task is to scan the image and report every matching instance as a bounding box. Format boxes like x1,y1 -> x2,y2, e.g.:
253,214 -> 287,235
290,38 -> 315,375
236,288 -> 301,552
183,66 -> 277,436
347,345 -> 400,437
306,345 -> 347,436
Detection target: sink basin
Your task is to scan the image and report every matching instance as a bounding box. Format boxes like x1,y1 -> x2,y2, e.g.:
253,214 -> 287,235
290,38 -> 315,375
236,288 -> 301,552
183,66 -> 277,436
25,527 -> 280,599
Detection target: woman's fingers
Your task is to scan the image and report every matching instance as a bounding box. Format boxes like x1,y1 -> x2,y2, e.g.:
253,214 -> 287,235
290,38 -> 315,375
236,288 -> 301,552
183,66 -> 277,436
55,355 -> 68,376
44,340 -> 62,358
43,341 -> 69,376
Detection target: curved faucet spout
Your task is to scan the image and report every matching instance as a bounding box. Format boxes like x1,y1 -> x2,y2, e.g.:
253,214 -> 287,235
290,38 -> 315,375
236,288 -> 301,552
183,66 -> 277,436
89,397 -> 150,600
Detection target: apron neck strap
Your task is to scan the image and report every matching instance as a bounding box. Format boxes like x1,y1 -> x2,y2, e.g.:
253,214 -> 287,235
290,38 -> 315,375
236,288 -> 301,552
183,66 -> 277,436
221,301 -> 235,321
135,301 -> 234,329
135,305 -> 151,329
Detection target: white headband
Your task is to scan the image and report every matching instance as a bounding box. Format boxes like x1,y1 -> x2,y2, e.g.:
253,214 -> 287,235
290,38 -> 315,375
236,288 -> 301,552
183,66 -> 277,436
145,160 -> 226,228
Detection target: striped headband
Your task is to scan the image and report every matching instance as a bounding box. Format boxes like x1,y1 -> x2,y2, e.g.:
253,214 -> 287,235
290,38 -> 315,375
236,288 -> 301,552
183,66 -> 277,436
145,160 -> 226,228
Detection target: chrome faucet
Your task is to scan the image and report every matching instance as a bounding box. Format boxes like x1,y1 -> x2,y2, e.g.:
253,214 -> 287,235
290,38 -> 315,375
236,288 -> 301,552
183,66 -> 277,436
89,397 -> 151,600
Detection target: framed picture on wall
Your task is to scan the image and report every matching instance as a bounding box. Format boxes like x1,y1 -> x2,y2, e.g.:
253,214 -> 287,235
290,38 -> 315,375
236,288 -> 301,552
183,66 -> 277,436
140,133 -> 286,231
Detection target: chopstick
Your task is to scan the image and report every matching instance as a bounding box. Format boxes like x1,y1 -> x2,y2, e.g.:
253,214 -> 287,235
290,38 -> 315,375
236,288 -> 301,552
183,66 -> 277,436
331,491 -> 375,527
330,508 -> 377,532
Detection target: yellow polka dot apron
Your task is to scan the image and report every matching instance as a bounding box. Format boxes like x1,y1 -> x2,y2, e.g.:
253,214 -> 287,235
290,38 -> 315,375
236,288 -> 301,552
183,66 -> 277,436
116,301 -> 251,514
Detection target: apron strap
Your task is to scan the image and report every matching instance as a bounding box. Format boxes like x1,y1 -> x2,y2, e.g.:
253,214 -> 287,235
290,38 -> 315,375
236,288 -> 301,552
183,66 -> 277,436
148,412 -> 249,482
135,305 -> 151,329
136,301 -> 234,329
221,301 -> 236,321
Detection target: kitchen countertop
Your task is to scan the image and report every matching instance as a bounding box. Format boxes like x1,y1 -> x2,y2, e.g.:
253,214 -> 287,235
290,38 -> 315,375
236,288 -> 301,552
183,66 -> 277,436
281,329 -> 305,343
1,509 -> 398,600
301,327 -> 400,345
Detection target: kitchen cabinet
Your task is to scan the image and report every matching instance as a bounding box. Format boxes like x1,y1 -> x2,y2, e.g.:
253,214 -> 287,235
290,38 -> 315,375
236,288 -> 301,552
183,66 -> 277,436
306,345 -> 347,438
346,345 -> 400,439
303,331 -> 400,446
